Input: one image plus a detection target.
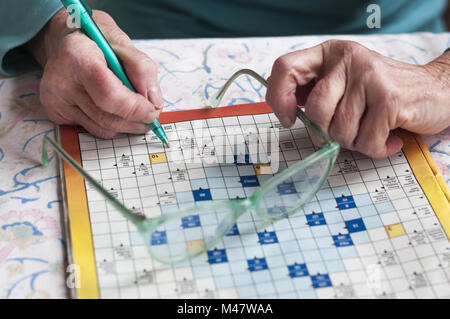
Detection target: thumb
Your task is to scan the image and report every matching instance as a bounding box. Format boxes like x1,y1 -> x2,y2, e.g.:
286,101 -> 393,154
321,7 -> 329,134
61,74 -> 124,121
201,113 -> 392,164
384,134 -> 404,157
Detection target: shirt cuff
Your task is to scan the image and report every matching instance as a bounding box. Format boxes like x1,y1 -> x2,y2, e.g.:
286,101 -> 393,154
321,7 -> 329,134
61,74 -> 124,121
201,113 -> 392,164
0,0 -> 63,77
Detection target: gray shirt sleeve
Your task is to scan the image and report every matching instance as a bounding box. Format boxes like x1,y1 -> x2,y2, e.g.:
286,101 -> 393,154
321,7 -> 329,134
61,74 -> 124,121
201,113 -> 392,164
0,0 -> 63,77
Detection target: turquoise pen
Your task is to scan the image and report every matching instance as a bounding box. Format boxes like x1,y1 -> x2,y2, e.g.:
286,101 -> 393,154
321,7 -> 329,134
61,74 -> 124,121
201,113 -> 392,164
60,0 -> 170,147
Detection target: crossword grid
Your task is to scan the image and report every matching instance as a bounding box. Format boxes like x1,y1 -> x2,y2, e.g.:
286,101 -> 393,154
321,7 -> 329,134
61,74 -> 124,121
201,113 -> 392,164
77,111 -> 450,299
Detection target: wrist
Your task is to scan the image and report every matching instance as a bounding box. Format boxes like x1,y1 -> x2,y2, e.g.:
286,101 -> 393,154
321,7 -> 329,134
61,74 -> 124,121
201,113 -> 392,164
424,51 -> 450,89
26,8 -> 71,67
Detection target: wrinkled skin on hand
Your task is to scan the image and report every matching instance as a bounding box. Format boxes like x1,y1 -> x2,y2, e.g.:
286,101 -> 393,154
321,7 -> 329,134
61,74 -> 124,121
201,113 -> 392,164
266,40 -> 450,158
27,9 -> 164,139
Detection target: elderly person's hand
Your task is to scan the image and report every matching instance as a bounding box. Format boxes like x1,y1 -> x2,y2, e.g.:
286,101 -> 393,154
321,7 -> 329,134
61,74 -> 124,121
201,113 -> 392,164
266,40 -> 450,158
26,9 -> 163,139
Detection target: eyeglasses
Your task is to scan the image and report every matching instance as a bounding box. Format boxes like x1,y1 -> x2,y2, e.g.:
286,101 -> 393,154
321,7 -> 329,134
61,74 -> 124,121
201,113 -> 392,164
42,69 -> 340,264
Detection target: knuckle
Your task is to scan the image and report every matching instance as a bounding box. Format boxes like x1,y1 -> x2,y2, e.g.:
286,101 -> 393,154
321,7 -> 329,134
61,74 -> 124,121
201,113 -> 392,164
135,52 -> 158,75
88,62 -> 108,85
122,97 -> 142,121
92,10 -> 115,24
100,112 -> 124,132
47,111 -> 67,125
109,30 -> 132,48
342,41 -> 364,59
273,56 -> 291,74
96,129 -> 117,140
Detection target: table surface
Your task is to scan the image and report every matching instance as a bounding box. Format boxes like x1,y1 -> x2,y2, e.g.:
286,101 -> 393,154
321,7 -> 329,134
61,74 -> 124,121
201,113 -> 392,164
0,33 -> 449,299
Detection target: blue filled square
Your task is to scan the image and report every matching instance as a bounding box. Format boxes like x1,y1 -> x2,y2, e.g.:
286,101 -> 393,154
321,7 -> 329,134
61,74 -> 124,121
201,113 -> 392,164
288,263 -> 309,278
151,231 -> 167,245
258,231 -> 278,245
277,182 -> 297,195
182,215 -> 201,228
240,175 -> 260,187
208,249 -> 228,264
193,188 -> 212,201
306,212 -> 326,226
311,274 -> 332,288
247,258 -> 268,272
333,234 -> 354,247
345,218 -> 366,233
336,195 -> 356,210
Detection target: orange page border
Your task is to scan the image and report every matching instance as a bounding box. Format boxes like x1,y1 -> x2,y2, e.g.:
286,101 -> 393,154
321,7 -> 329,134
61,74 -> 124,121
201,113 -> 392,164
59,102 -> 450,299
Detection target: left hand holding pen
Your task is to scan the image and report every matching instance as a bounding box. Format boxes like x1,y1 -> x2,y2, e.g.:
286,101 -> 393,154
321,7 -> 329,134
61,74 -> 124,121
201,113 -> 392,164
266,40 -> 450,158
27,9 -> 164,139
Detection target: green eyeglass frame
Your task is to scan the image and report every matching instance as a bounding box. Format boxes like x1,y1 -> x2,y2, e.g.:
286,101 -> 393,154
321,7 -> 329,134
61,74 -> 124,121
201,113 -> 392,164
42,69 -> 340,264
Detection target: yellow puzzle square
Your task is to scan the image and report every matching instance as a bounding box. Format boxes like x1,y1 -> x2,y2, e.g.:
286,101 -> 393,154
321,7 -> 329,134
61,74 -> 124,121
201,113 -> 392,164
385,223 -> 406,238
254,164 -> 272,175
149,152 -> 167,164
186,239 -> 205,254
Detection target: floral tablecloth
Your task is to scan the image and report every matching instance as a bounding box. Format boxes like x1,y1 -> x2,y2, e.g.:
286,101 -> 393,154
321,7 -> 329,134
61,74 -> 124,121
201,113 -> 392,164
0,33 -> 449,299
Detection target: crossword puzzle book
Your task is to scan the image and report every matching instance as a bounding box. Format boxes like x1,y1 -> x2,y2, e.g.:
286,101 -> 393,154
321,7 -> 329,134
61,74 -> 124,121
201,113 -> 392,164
58,102 -> 450,299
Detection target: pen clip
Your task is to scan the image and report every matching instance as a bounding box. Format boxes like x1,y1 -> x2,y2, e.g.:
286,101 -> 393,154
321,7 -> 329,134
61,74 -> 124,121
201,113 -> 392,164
79,0 -> 93,16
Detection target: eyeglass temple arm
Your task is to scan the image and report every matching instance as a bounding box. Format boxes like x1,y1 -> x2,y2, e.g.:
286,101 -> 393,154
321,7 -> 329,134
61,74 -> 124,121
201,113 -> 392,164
209,69 -> 267,108
209,69 -> 333,146
42,136 -> 145,225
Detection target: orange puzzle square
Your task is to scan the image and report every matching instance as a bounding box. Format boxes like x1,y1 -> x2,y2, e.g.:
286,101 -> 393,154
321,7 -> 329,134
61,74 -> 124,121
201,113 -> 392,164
254,163 -> 272,175
385,223 -> 406,238
186,239 -> 205,254
149,152 -> 167,164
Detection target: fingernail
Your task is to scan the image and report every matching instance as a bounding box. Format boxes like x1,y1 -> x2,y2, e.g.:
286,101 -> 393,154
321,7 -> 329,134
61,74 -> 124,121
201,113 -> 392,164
279,115 -> 294,128
144,113 -> 155,123
147,86 -> 164,108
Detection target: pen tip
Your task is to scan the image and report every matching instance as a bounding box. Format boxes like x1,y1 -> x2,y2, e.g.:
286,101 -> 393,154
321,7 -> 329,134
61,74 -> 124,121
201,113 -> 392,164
164,142 -> 170,148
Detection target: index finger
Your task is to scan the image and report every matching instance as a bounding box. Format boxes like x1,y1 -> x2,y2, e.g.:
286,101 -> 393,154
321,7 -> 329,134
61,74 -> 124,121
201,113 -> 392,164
79,55 -> 157,123
266,43 -> 325,127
